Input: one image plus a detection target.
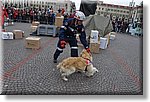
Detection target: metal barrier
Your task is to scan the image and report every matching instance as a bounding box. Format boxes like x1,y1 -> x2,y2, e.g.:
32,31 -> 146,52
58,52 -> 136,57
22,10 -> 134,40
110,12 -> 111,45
37,25 -> 58,37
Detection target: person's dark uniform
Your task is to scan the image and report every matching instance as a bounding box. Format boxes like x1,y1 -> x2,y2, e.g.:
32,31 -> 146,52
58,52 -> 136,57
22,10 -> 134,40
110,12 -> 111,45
53,18 -> 89,63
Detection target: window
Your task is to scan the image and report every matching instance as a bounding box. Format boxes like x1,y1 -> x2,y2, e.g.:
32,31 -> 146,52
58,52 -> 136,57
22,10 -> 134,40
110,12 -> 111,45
102,8 -> 104,10
111,9 -> 113,11
99,7 -> 101,10
138,10 -> 143,13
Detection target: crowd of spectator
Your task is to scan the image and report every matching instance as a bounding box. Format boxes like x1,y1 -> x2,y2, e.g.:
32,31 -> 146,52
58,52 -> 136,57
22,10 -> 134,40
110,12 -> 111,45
4,6 -> 75,25
111,17 -> 143,34
111,17 -> 130,33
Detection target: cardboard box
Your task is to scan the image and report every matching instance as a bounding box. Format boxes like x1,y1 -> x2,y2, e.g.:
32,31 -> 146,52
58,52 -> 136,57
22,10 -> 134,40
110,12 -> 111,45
89,30 -> 100,53
31,26 -> 38,33
25,37 -> 41,49
56,13 -> 61,17
13,30 -> 24,39
100,37 -> 108,49
90,43 -> 100,54
110,34 -> 116,40
90,30 -> 99,43
55,16 -> 64,27
104,33 -> 111,46
2,32 -> 14,39
109,32 -> 116,35
32,21 -> 40,26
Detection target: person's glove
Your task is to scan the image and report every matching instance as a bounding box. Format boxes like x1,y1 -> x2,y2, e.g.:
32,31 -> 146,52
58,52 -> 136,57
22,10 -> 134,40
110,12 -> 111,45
86,48 -> 91,53
69,27 -> 77,34
60,40 -> 66,48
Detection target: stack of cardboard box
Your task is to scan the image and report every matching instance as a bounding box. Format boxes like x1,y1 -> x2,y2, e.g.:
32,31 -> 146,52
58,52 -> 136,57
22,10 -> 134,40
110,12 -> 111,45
109,32 -> 116,40
31,21 -> 40,33
13,30 -> 24,39
32,21 -> 40,26
31,26 -> 38,33
55,16 -> 64,27
89,30 -> 100,53
56,13 -> 61,17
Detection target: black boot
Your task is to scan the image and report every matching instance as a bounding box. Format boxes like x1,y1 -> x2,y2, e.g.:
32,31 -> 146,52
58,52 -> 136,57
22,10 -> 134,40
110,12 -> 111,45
53,49 -> 63,63
53,59 -> 57,63
71,49 -> 78,57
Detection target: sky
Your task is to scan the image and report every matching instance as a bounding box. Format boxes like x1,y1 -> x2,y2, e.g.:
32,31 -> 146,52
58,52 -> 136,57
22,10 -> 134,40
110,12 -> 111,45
70,0 -> 143,10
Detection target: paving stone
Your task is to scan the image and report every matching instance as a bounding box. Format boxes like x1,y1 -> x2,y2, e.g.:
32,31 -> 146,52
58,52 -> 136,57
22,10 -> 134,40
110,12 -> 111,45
1,23 -> 143,95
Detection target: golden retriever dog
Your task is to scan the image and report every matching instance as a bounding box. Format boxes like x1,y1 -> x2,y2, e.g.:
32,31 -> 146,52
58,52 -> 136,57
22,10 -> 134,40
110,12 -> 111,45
57,49 -> 98,81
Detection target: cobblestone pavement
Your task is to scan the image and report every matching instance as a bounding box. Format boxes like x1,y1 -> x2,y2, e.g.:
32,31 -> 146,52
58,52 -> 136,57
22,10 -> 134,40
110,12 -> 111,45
1,23 -> 143,95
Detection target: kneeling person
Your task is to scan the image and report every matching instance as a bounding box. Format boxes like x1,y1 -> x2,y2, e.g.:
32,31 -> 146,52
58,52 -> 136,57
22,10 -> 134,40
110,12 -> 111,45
53,11 -> 90,63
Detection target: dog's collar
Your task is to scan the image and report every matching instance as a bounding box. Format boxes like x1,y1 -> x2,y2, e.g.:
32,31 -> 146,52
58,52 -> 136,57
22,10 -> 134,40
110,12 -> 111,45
80,57 -> 92,71
83,58 -> 92,65
85,66 -> 88,71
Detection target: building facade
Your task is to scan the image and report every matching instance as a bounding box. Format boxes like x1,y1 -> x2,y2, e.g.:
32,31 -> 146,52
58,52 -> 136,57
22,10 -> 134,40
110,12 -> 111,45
95,0 -> 143,22
131,5 -> 143,22
95,1 -> 131,20
2,0 -> 76,14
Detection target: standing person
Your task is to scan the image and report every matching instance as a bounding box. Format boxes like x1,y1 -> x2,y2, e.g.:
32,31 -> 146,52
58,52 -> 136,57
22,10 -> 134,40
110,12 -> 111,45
117,18 -> 122,32
112,20 -> 116,32
38,9 -> 41,22
1,6 -> 9,31
49,10 -> 55,25
29,8 -> 34,23
61,8 -> 65,15
53,11 -> 90,63
15,8 -> 19,22
22,9 -> 26,22
13,8 -> 17,22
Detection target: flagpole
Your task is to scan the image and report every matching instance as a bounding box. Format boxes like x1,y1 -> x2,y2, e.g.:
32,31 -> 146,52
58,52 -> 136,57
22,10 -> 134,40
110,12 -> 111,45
23,0 -> 24,9
4,0 -> 5,6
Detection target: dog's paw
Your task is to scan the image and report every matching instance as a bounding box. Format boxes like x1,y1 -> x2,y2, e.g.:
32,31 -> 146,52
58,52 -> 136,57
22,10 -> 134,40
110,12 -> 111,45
87,75 -> 93,78
62,77 -> 68,81
86,74 -> 93,77
96,69 -> 98,72
93,67 -> 98,72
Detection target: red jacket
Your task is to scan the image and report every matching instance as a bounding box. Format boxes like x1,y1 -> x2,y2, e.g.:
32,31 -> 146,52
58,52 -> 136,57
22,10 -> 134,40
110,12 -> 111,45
61,8 -> 65,15
13,9 -> 18,19
1,8 -> 8,25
